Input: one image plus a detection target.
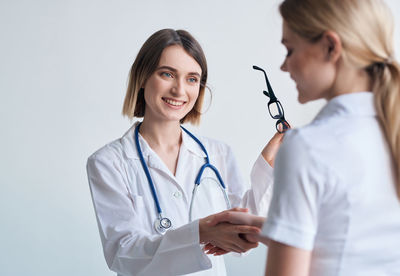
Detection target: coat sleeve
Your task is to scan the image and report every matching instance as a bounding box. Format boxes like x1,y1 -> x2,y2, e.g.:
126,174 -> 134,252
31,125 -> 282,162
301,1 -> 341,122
223,145 -> 274,216
261,130 -> 331,250
243,154 -> 274,216
86,151 -> 211,276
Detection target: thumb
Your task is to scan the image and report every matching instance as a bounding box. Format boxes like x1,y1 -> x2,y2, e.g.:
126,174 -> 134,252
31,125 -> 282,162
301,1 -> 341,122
205,213 -> 220,227
229,207 -> 249,213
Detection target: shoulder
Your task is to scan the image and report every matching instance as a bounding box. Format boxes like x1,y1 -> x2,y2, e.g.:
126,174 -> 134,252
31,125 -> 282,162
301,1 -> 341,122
278,128 -> 312,157
276,125 -> 334,179
87,125 -> 138,164
197,135 -> 233,158
277,129 -> 311,169
281,117 -> 344,159
181,126 -> 234,157
87,138 -> 126,167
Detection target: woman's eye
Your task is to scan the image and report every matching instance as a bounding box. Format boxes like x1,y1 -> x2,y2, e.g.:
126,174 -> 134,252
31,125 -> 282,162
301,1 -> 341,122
162,72 -> 173,78
286,49 -> 293,57
188,77 -> 198,83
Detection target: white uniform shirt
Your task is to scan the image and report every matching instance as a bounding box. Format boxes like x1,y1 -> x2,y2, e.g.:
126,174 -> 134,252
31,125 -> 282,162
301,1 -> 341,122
261,92 -> 400,276
87,122 -> 273,276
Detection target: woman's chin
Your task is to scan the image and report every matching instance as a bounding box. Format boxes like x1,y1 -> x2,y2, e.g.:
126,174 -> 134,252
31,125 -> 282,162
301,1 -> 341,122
298,94 -> 308,104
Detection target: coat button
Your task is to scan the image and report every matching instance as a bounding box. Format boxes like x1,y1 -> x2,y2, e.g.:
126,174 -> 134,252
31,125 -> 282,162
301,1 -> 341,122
173,191 -> 182,198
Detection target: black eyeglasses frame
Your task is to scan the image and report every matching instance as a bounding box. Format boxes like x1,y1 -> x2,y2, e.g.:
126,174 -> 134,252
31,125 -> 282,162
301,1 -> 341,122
253,65 -> 290,133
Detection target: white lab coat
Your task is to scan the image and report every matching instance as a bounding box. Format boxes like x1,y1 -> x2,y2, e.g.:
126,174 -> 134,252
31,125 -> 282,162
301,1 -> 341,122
87,122 -> 273,276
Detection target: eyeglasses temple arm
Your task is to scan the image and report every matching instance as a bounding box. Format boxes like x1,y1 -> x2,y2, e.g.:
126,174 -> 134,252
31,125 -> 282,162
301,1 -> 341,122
253,65 -> 277,101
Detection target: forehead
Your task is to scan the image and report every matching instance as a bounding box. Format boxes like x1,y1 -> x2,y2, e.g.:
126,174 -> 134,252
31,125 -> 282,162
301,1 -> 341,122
158,45 -> 202,74
281,21 -> 301,44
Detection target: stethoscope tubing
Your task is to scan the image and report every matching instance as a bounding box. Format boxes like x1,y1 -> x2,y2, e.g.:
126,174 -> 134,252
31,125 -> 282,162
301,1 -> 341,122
135,122 -> 230,233
181,125 -> 210,164
194,163 -> 225,188
188,179 -> 231,223
134,123 -> 163,215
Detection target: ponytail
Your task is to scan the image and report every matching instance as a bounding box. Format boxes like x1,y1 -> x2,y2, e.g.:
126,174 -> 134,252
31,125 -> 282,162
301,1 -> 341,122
279,0 -> 400,199
371,60 -> 400,199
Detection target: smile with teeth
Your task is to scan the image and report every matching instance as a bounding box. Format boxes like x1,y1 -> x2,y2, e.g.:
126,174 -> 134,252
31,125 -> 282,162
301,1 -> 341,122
162,98 -> 186,107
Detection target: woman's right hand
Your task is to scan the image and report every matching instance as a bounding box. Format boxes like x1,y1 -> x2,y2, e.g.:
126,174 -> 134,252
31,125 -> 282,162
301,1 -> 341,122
199,211 -> 260,254
261,131 -> 285,167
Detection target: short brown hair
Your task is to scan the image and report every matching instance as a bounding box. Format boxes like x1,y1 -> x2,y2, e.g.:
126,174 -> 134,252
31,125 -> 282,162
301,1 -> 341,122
122,29 -> 208,125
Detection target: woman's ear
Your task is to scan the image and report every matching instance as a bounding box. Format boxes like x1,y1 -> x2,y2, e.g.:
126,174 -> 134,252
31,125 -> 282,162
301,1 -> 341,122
323,31 -> 342,63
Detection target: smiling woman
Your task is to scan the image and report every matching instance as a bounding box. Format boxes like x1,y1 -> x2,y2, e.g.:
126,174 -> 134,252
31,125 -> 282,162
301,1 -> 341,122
86,29 -> 277,276
142,45 -> 202,124
122,29 -> 207,125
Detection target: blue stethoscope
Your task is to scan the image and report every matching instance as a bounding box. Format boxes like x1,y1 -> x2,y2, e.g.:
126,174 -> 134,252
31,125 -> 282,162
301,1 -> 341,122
134,122 -> 231,235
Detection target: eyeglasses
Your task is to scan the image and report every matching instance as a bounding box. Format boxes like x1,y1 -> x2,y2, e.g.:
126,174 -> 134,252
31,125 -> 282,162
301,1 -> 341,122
253,65 -> 290,133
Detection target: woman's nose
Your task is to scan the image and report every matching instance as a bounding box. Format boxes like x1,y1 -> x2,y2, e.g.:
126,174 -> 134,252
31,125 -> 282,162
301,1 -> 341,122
280,59 -> 288,72
171,78 -> 185,95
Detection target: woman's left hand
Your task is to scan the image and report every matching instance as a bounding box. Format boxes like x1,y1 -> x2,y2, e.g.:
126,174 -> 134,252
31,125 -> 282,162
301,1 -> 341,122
261,131 -> 285,167
206,209 -> 265,228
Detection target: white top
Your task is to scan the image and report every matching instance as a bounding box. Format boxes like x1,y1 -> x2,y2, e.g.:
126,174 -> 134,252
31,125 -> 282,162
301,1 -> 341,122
87,122 -> 273,276
261,92 -> 400,276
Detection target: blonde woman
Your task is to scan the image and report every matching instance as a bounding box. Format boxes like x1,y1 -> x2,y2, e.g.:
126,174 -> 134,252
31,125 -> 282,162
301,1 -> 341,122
86,29 -> 277,276
257,0 -> 400,275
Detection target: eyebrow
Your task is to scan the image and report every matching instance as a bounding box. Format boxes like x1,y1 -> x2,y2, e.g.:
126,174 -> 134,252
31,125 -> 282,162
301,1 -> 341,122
156,65 -> 201,77
281,38 -> 288,44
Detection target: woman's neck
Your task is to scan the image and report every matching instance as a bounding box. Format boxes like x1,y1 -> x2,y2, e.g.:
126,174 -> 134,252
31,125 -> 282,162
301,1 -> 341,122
139,117 -> 183,176
139,117 -> 182,151
328,60 -> 372,99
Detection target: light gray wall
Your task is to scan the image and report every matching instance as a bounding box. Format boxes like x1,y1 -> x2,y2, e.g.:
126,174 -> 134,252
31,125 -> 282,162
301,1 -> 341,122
1,0 -> 399,275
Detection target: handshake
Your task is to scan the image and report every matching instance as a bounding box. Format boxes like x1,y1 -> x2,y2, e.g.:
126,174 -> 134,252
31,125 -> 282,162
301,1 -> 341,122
199,208 -> 266,256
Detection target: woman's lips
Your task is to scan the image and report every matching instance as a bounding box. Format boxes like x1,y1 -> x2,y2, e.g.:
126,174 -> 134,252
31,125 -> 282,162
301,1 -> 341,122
162,97 -> 186,109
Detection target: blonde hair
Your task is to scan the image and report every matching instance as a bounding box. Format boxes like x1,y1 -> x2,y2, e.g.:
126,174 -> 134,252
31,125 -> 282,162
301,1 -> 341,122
122,29 -> 208,125
280,0 -> 400,199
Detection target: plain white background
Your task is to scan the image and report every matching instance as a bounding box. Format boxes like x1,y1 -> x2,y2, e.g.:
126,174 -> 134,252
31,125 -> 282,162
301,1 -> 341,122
1,0 -> 399,275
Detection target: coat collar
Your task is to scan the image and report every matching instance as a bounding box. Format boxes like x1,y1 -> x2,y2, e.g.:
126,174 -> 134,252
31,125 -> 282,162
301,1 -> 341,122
120,122 -> 206,160
313,92 -> 376,123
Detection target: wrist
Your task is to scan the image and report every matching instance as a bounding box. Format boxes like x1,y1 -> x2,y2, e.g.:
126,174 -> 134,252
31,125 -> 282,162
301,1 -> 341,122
199,218 -> 210,244
261,150 -> 274,167
253,216 -> 266,228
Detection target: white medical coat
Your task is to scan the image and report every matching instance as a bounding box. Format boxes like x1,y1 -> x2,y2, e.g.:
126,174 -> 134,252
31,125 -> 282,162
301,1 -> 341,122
87,122 -> 273,276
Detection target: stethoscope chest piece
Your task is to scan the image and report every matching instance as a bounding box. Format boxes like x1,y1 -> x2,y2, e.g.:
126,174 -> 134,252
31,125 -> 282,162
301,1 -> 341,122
155,217 -> 172,235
